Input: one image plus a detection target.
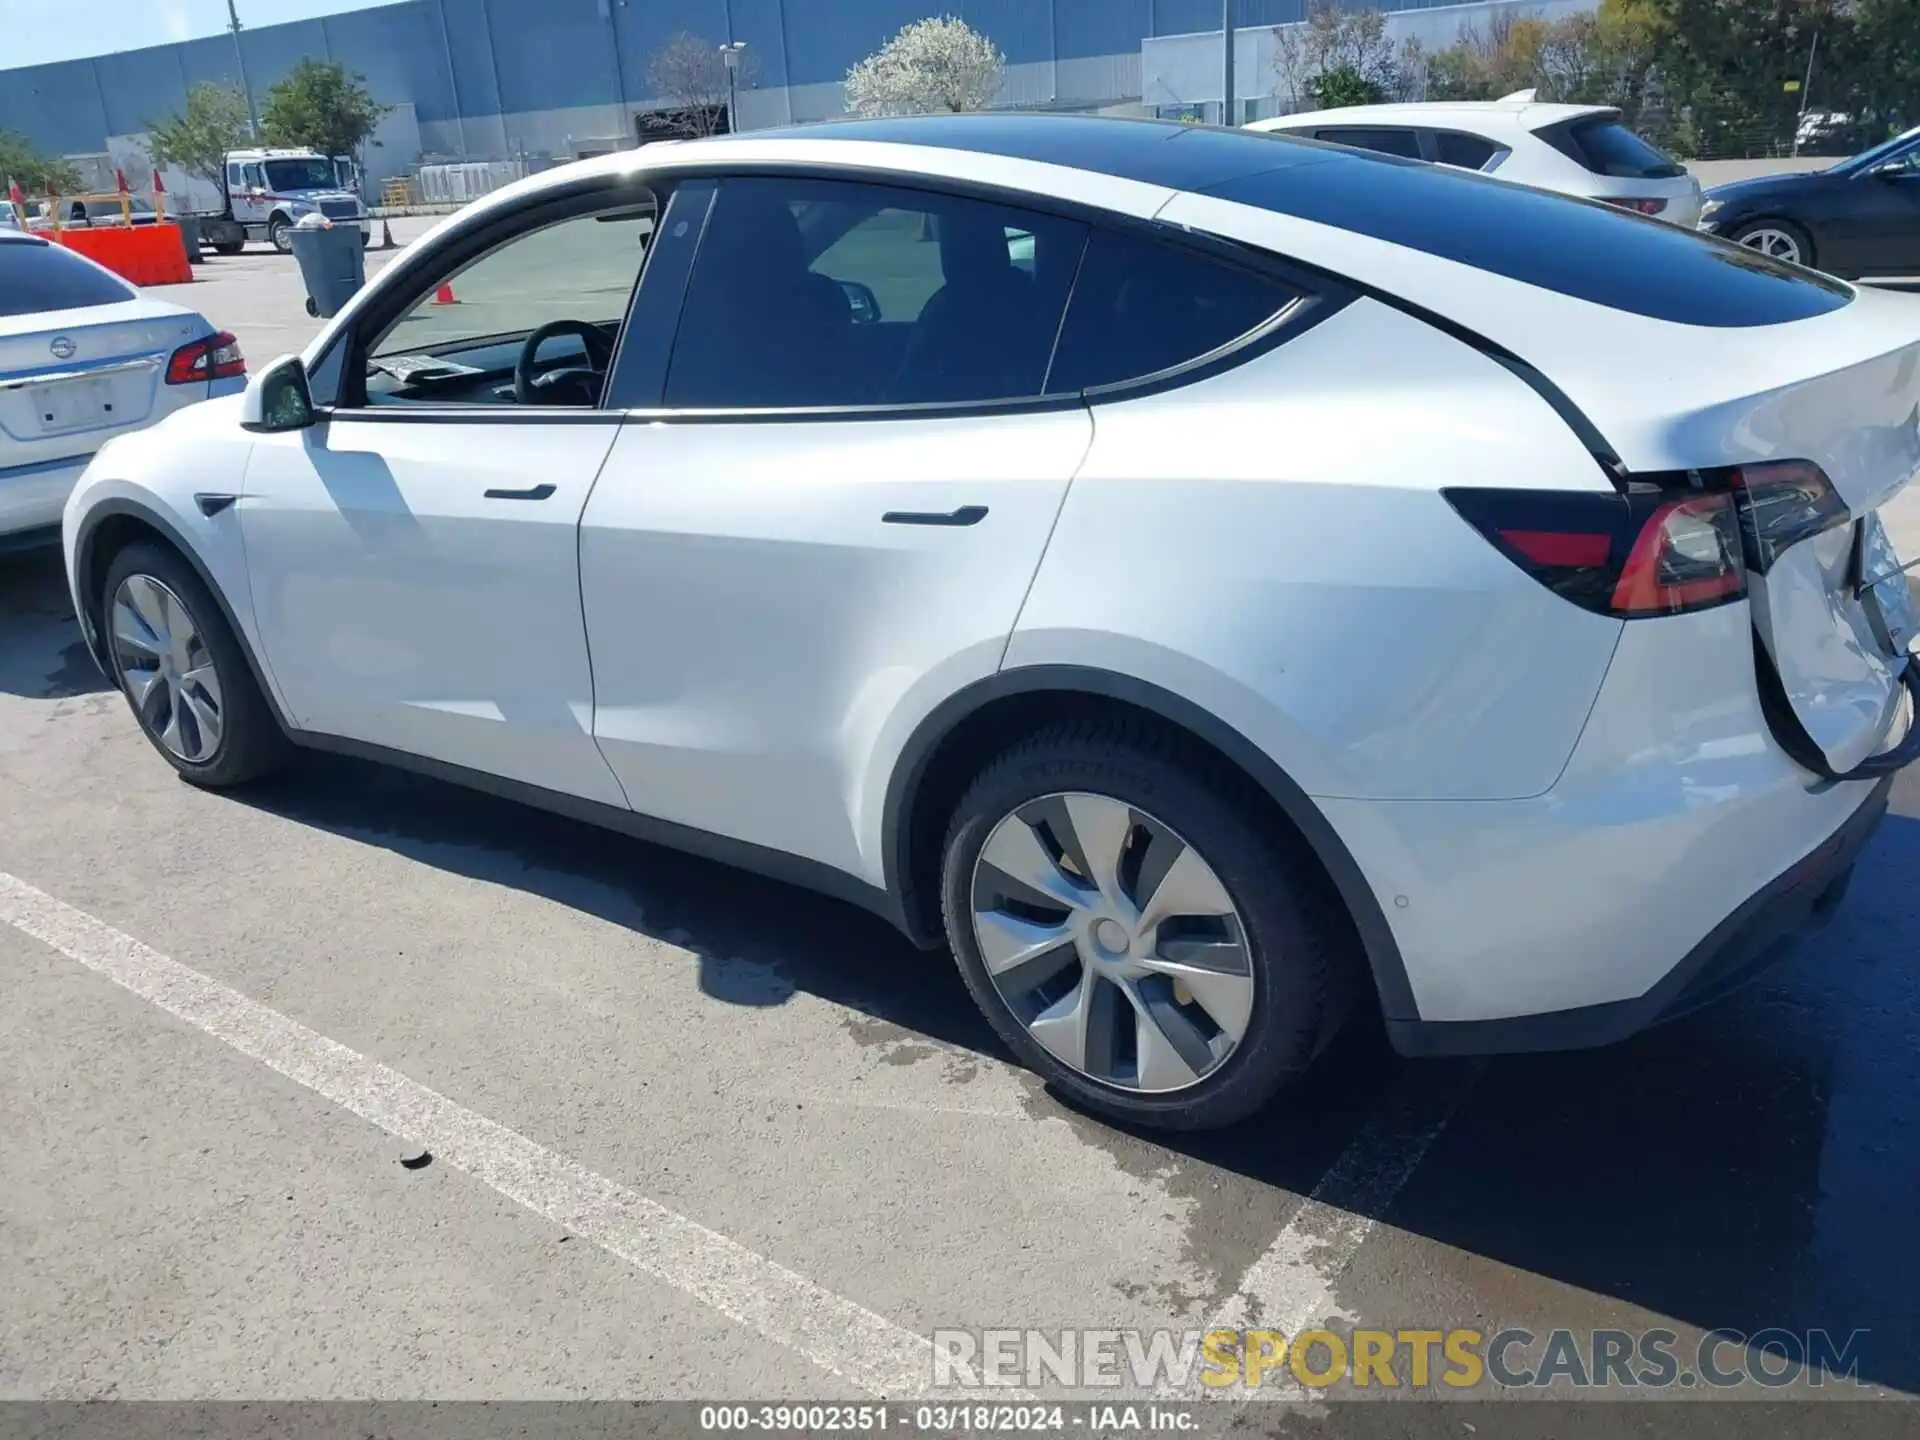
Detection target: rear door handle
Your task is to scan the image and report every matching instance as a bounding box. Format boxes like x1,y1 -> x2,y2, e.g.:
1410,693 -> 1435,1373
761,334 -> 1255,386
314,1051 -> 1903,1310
881,505 -> 987,527
484,483 -> 556,501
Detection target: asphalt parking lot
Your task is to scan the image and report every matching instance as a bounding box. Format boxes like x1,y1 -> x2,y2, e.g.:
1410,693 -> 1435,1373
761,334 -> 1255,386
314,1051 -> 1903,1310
3,233 -> 1920,1428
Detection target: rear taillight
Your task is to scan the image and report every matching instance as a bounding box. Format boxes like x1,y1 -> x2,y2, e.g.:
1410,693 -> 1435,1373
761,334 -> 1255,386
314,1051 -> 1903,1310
166,331 -> 245,385
1609,493 -> 1746,614
1728,461 -> 1850,572
1596,196 -> 1668,215
1445,484 -> 1746,618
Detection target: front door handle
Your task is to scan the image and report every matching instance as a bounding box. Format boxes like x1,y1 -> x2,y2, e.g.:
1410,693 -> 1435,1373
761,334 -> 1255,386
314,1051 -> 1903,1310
484,483 -> 556,501
881,505 -> 988,527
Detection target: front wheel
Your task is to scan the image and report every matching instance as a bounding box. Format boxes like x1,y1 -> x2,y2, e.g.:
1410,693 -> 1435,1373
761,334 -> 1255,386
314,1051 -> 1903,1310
267,215 -> 292,253
1730,218 -> 1814,269
102,542 -> 289,788
940,722 -> 1355,1131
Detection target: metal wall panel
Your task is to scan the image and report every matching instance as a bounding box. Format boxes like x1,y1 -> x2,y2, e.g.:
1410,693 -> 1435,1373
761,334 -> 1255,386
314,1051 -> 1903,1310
1056,0 -> 1150,62
484,0 -> 623,113
240,18 -> 333,96
728,0 -> 796,92
610,0 -> 729,102
90,47 -> 188,140
0,58 -> 110,157
0,0 -> 1496,169
319,4 -> 457,124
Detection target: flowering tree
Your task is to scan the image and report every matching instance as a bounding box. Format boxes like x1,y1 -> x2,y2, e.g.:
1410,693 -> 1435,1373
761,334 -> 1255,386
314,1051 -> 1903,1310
844,16 -> 1006,117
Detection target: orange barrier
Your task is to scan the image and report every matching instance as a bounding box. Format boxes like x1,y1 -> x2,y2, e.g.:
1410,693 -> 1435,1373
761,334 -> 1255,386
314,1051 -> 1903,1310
51,223 -> 193,286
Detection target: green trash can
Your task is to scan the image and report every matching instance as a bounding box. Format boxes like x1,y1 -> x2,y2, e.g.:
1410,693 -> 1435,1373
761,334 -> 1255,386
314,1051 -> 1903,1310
288,213 -> 367,318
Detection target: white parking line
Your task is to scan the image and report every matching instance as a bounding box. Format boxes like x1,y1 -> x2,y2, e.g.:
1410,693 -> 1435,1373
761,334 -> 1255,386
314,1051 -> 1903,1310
0,871 -> 974,1400
1161,1062 -> 1485,1399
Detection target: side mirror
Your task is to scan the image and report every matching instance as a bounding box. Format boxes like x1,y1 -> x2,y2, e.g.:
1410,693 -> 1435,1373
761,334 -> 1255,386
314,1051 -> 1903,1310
241,354 -> 316,433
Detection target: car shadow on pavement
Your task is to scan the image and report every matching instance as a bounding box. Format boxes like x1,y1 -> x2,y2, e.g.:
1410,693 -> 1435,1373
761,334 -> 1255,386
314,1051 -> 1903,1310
1370,797 -> 1920,1397
236,743 -> 1411,1208
236,745 -> 1920,1394
0,549 -> 114,699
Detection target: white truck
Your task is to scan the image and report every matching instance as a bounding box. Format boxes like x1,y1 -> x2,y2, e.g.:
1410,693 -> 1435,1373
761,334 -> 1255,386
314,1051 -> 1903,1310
196,148 -> 369,255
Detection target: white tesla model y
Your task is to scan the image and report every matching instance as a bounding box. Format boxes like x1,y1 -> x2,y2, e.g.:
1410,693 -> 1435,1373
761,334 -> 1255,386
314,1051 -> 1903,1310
62,118 -> 1920,1130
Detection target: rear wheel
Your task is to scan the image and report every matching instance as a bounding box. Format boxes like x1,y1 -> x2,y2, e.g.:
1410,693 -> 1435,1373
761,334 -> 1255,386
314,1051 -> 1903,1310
1730,218 -> 1814,269
102,542 -> 288,788
940,721 -> 1354,1130
213,239 -> 245,256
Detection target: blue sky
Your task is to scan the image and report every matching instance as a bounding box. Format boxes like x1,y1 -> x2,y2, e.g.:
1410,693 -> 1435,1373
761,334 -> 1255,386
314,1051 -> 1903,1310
3,0 -> 405,69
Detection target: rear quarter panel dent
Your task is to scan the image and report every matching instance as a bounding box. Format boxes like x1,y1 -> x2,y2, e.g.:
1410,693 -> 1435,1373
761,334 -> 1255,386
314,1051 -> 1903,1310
1006,301 -> 1625,802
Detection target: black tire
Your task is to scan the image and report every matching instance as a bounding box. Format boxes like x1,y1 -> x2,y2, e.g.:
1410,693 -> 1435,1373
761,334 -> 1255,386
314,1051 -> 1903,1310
1728,217 -> 1816,271
939,719 -> 1357,1131
100,541 -> 289,788
267,215 -> 292,253
214,240 -> 245,256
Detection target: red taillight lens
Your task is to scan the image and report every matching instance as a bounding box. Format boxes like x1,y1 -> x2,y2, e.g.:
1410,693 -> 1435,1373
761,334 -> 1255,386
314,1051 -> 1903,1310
1499,529 -> 1612,569
1597,196 -> 1668,215
1729,461 -> 1850,572
166,331 -> 245,385
1445,485 -> 1747,618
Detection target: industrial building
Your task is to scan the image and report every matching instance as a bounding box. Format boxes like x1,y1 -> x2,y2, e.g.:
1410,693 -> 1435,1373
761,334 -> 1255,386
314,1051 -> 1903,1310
0,0 -> 1586,204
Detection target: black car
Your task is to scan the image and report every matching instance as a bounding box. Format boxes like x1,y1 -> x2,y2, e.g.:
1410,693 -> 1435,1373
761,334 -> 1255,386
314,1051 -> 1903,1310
1699,126 -> 1920,277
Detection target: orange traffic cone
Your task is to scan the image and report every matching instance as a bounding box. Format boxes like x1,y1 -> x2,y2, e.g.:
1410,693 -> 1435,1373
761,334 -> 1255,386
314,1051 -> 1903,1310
432,282 -> 457,305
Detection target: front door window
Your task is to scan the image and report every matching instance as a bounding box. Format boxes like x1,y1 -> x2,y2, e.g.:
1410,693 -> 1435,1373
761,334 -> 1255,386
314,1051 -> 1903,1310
362,200 -> 655,409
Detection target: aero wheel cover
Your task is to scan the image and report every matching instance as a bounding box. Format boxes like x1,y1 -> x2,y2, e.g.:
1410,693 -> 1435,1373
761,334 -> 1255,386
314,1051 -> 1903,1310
110,574 -> 224,763
969,792 -> 1255,1094
1738,227 -> 1803,265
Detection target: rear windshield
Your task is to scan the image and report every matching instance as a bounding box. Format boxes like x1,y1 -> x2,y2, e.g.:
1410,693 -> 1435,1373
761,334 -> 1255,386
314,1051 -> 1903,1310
0,239 -> 134,317
1203,152 -> 1851,327
1548,118 -> 1686,179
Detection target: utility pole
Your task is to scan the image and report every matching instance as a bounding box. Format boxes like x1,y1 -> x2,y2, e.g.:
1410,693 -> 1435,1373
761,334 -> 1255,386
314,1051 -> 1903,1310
226,0 -> 259,139
1221,0 -> 1235,127
1791,30 -> 1819,157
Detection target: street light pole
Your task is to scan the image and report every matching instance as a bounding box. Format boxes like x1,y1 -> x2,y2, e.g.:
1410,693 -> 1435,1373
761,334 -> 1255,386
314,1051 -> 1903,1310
1222,0 -> 1235,128
226,0 -> 259,139
1791,30 -> 1819,158
719,42 -> 746,135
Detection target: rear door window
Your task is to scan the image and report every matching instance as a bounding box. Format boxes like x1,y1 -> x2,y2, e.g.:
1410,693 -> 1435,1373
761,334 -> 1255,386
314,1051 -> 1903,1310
664,176 -> 1085,410
1315,127 -> 1423,160
1047,229 -> 1299,393
1544,118 -> 1685,179
0,240 -> 134,317
1431,131 -> 1503,171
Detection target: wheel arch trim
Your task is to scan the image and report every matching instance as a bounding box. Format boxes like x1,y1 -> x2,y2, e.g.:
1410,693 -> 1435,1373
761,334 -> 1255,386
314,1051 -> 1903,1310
72,497 -> 294,734
880,664 -> 1419,1020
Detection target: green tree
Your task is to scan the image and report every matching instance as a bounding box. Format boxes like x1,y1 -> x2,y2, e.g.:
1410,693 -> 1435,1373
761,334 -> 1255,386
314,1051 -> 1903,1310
1639,0 -> 1855,157
146,83 -> 251,190
1850,0 -> 1920,133
0,129 -> 80,195
260,59 -> 390,158
1311,64 -> 1385,109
